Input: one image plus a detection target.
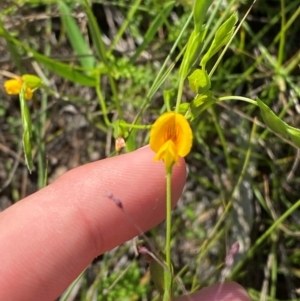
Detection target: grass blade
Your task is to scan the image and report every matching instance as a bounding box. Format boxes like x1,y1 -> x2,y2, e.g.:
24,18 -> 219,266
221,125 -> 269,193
58,1 -> 95,70
19,85 -> 33,173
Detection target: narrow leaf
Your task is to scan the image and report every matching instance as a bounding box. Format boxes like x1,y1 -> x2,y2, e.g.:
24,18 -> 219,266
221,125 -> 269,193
20,85 -> 33,172
83,0 -> 108,66
149,252 -> 173,296
58,1 -> 95,70
200,13 -> 238,67
30,48 -> 96,87
2,34 -> 96,87
130,2 -> 174,63
125,128 -> 137,152
287,126 -> 300,148
257,98 -> 288,137
194,0 -> 213,33
179,29 -> 206,78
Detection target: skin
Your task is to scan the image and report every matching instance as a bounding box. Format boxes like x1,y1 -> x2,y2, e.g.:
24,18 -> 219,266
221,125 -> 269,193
0,146 -> 251,301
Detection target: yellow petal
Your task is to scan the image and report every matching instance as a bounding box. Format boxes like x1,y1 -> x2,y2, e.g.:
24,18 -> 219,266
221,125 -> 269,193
150,111 -> 193,167
174,113 -> 193,157
150,112 -> 177,152
24,87 -> 33,100
4,78 -> 34,100
154,140 -> 179,168
4,79 -> 22,95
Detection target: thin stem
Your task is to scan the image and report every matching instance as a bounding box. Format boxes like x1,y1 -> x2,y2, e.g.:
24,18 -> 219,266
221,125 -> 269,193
175,77 -> 185,113
163,165 -> 173,301
277,0 -> 286,68
107,0 -> 142,54
209,1 -> 256,78
37,3 -> 52,189
218,95 -> 257,106
121,123 -> 151,130
131,12 -> 192,125
95,76 -> 111,127
209,107 -> 233,177
108,75 -> 122,119
165,166 -> 172,268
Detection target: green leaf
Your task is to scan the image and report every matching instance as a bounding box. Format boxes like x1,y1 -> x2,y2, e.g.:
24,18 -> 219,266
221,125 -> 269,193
126,128 -> 137,152
130,2 -> 174,63
200,13 -> 238,67
193,0 -> 213,33
20,85 -> 33,172
188,68 -> 210,93
287,126 -> 300,148
30,48 -> 96,87
178,103 -> 190,116
179,29 -> 206,78
83,0 -> 108,66
257,98 -> 288,137
149,252 -> 173,296
190,92 -> 216,120
58,1 -> 95,70
2,33 -> 96,87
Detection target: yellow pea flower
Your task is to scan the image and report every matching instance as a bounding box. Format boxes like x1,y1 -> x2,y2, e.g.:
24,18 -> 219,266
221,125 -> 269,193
150,111 -> 193,168
4,74 -> 42,100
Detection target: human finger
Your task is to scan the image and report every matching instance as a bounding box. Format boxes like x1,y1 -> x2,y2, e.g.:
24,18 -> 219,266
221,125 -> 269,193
0,146 -> 186,301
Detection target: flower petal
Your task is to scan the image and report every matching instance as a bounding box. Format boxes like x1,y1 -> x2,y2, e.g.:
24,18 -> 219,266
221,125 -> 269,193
150,111 -> 193,168
150,112 -> 176,152
4,79 -> 22,95
174,113 -> 193,157
24,87 -> 33,100
154,140 -> 179,168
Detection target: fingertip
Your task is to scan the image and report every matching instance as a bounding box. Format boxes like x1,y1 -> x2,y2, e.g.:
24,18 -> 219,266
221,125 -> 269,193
132,145 -> 187,201
0,145 -> 188,301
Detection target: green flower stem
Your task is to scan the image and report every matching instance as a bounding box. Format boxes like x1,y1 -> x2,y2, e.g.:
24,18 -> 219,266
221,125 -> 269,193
131,12 -> 193,125
165,166 -> 172,269
209,107 -> 233,177
95,78 -> 111,127
107,0 -> 142,55
218,95 -> 257,105
108,75 -> 122,119
120,123 -> 152,130
163,165 -> 173,301
175,77 -> 185,113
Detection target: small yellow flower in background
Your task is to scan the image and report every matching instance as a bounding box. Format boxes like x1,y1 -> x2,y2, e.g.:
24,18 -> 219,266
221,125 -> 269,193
4,74 -> 42,100
150,111 -> 193,168
4,77 -> 33,100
